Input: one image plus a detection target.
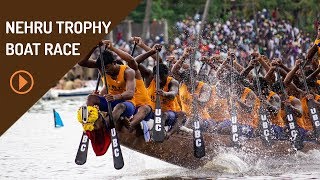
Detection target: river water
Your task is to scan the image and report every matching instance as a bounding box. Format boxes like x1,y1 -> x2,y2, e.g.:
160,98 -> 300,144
1,96 -> 320,179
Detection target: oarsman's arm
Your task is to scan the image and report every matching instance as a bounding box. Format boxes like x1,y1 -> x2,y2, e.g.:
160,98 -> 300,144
164,79 -> 179,100
283,59 -> 302,86
285,82 -> 305,99
257,55 -> 270,72
166,55 -> 177,72
197,83 -> 211,106
306,27 -> 320,64
100,85 -> 107,96
215,61 -> 227,80
287,97 -> 303,118
209,54 -> 223,70
103,68 -> 136,101
136,44 -> 162,87
278,60 -> 291,72
103,40 -> 136,68
135,44 -> 161,64
171,58 -> 184,82
216,59 -> 234,82
264,66 -> 276,84
232,60 -> 245,73
263,93 -> 281,114
139,64 -> 153,85
306,94 -> 320,108
171,47 -> 192,82
132,36 -> 163,63
307,64 -> 320,82
306,44 -> 319,63
78,43 -> 100,68
121,68 -> 136,100
240,58 -> 257,78
236,91 -> 256,113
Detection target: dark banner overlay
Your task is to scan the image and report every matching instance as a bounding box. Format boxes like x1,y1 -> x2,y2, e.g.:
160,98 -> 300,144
0,0 -> 141,135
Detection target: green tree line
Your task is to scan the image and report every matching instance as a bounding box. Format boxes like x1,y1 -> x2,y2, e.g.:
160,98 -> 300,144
129,0 -> 320,34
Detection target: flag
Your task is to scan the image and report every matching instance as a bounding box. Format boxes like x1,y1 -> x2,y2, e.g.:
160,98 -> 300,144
53,109 -> 64,128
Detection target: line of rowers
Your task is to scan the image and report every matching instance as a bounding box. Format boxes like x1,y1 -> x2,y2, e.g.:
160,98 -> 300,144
77,36 -> 320,143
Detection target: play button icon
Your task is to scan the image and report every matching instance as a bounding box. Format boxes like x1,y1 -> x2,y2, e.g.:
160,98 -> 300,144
10,70 -> 34,95
19,74 -> 28,90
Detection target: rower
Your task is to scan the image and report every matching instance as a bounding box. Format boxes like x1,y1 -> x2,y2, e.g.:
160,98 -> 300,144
216,58 -> 260,138
171,47 -> 213,132
77,40 -> 136,132
133,37 -> 183,139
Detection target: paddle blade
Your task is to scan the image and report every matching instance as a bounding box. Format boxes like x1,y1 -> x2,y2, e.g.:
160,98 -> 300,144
307,100 -> 320,139
259,107 -> 273,147
75,132 -> 90,165
53,109 -> 64,128
285,105 -> 304,150
110,128 -> 124,170
230,109 -> 241,148
152,107 -> 165,142
193,120 -> 205,158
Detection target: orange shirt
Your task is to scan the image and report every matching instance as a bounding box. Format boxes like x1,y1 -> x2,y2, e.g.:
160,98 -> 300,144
179,81 -> 211,120
206,85 -> 230,122
147,76 -> 180,112
103,65 -> 127,95
267,91 -> 286,127
102,65 -> 134,105
288,96 -> 305,129
237,87 -> 260,129
315,94 -> 320,102
132,79 -> 152,108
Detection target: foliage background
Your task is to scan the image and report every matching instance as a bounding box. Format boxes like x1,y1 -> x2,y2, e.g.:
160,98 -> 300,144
129,0 -> 320,35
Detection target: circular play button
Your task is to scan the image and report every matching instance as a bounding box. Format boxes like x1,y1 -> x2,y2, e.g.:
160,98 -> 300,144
10,70 -> 34,95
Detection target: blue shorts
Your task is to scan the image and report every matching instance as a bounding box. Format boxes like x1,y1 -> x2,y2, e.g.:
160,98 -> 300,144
297,127 -> 308,141
217,120 -> 232,128
98,96 -> 135,118
134,106 -> 154,121
201,119 -> 217,130
239,125 -> 254,138
271,125 -> 287,140
164,110 -> 177,127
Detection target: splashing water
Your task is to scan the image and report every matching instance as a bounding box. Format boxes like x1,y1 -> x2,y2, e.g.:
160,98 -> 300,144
1,97 -> 320,179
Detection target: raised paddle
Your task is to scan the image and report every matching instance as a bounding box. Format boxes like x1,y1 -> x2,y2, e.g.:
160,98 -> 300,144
152,50 -> 166,142
131,42 -> 137,56
276,67 -> 304,150
100,45 -> 124,170
75,73 -> 101,165
299,63 -> 320,140
253,62 -> 273,147
229,54 -> 241,148
190,50 -> 205,158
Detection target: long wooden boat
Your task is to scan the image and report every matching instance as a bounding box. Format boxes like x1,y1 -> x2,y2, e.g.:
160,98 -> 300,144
118,129 -> 320,169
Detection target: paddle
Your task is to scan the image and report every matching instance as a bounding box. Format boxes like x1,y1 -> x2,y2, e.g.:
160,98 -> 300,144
253,62 -> 273,147
75,73 -> 101,165
152,50 -> 166,142
276,67 -> 304,150
100,45 -> 124,169
131,42 -> 137,56
299,63 -> 320,140
229,54 -> 241,148
190,50 -> 205,158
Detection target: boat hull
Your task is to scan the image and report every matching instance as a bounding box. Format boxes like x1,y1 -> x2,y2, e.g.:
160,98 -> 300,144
118,130 -> 320,169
